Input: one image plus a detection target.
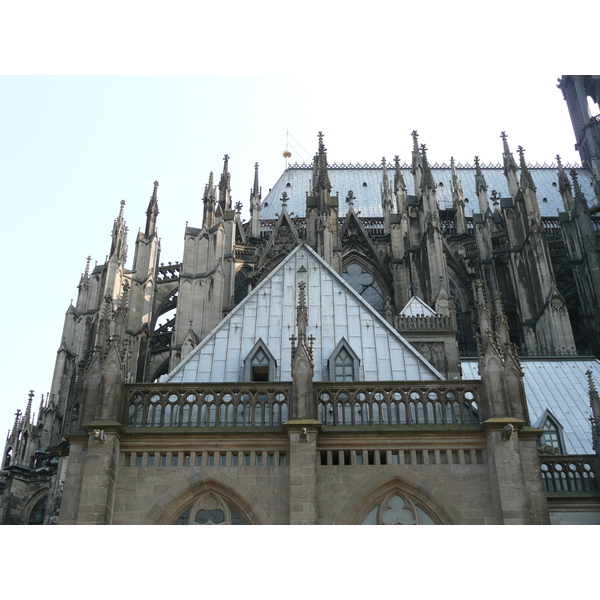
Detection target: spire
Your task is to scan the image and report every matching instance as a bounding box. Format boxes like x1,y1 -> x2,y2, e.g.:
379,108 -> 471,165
11,409 -> 21,438
249,162 -> 262,238
493,292 -> 511,347
411,131 -> 423,192
474,156 -> 490,213
517,146 -> 536,192
451,157 -> 467,234
202,171 -> 216,228
450,157 -> 463,198
24,390 -> 34,425
500,131 -> 519,197
394,155 -> 406,193
110,200 -> 128,263
144,180 -> 159,238
570,169 -> 589,214
313,132 -> 331,194
218,154 -> 231,211
556,155 -> 574,211
419,144 -> 435,192
475,279 -> 494,340
252,161 -> 260,198
297,281 -> 308,343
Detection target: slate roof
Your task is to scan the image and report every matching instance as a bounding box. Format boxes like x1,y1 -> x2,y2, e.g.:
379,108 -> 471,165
461,358 -> 600,455
260,165 -> 596,219
166,244 -> 443,384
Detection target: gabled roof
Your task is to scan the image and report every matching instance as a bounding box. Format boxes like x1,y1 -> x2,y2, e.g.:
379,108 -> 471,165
260,165 -> 594,219
400,296 -> 436,317
462,359 -> 600,454
166,244 -> 443,384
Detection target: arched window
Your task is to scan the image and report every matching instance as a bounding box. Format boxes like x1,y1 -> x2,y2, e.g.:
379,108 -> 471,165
361,491 -> 438,525
342,263 -> 385,316
328,339 -> 360,382
28,495 -> 48,525
173,491 -> 247,525
244,340 -> 277,382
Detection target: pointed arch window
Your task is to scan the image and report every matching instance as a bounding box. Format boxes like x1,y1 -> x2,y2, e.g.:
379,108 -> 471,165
28,495 -> 48,525
173,491 -> 247,525
539,413 -> 564,453
342,263 -> 385,316
244,340 -> 277,382
234,270 -> 249,305
328,340 -> 360,382
361,492 -> 438,525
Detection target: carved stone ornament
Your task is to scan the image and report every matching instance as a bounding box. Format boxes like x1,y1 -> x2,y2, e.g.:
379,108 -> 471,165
93,429 -> 106,443
361,492 -> 437,525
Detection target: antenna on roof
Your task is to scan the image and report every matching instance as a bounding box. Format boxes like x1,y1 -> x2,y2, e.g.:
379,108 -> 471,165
283,129 -> 312,165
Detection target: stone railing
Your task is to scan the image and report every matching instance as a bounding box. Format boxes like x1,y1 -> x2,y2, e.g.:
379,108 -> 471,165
540,455 -> 598,492
315,381 -> 482,426
123,381 -> 483,429
124,383 -> 291,428
157,262 -> 181,282
396,314 -> 455,331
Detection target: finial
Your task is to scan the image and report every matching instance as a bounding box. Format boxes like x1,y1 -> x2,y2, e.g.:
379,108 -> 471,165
118,199 -> 126,220
153,180 -> 159,189
409,280 -> 418,295
235,201 -> 243,214
491,190 -> 500,207
346,190 -> 355,206
84,255 -> 92,277
500,131 -> 509,152
253,162 -> 260,196
280,191 -> 289,208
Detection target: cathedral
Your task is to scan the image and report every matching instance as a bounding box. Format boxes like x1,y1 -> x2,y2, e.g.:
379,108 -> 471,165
2,75 -> 600,525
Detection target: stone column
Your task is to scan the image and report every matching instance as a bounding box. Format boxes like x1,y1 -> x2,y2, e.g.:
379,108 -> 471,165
73,425 -> 122,524
483,418 -> 550,524
284,420 -> 322,525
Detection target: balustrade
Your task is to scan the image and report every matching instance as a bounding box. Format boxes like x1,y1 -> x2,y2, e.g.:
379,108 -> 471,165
540,456 -> 598,492
315,383 -> 481,426
125,384 -> 290,428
